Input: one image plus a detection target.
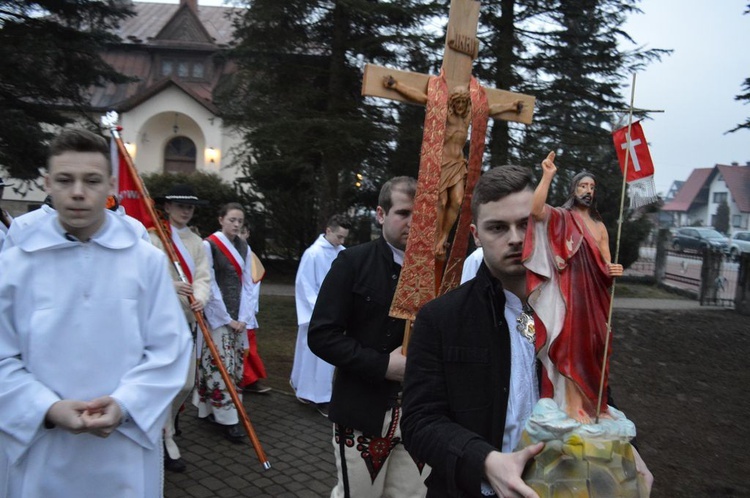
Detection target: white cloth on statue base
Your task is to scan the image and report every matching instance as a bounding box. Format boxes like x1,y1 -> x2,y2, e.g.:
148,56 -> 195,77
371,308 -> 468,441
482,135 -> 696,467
290,234 -> 344,403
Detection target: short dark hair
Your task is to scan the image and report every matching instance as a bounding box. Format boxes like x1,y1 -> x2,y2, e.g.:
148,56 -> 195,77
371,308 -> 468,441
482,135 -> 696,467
561,170 -> 602,221
471,165 -> 534,221
326,214 -> 352,231
378,176 -> 417,214
48,129 -> 111,173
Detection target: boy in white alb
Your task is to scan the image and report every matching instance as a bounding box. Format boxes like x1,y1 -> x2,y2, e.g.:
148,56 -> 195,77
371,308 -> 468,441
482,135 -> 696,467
0,129 -> 192,497
290,214 -> 350,416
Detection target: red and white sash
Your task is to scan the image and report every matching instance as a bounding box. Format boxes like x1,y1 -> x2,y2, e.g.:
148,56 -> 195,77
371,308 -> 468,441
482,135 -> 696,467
171,225 -> 195,283
207,231 -> 244,280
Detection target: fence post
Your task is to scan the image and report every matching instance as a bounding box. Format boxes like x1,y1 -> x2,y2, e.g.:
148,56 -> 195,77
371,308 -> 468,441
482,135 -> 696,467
654,228 -> 669,283
700,249 -> 722,305
735,253 -> 750,315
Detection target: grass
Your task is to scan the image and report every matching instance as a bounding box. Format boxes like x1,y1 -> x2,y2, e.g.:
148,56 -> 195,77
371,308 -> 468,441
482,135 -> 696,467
614,282 -> 689,299
253,282 -> 688,393
256,294 -> 297,393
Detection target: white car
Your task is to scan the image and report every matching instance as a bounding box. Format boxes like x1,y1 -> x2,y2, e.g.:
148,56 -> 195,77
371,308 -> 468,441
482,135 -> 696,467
729,231 -> 750,262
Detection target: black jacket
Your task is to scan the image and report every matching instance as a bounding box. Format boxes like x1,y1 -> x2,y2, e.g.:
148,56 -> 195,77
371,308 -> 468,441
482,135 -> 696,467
308,236 -> 405,435
402,263 -> 512,498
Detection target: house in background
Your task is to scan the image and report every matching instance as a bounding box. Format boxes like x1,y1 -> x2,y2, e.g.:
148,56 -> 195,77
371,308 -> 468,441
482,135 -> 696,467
3,0 -> 244,214
655,179 -> 684,227
662,162 -> 750,233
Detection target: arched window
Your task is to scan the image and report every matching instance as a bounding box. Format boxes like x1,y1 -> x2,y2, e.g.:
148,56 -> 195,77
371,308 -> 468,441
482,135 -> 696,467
164,136 -> 197,174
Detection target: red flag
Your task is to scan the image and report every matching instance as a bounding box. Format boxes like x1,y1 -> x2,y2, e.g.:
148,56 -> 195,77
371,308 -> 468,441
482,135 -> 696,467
612,121 -> 658,207
112,138 -> 155,229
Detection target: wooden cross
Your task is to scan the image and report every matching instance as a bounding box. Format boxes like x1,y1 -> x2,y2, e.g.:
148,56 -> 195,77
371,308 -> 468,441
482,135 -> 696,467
361,0 -> 536,340
362,0 -> 535,126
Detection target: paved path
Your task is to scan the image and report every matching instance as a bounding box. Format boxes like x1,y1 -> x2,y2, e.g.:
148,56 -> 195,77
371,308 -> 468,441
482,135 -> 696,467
166,392 -> 336,497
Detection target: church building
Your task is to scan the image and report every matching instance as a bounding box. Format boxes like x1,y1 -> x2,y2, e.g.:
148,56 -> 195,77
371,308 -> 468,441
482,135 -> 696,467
3,0 -> 244,213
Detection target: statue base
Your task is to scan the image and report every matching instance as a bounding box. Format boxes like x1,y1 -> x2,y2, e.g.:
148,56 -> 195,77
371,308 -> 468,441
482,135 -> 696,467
517,399 -> 648,498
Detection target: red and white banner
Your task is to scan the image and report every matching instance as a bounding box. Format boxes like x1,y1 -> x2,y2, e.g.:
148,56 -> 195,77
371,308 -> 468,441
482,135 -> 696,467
612,121 -> 658,208
111,137 -> 154,229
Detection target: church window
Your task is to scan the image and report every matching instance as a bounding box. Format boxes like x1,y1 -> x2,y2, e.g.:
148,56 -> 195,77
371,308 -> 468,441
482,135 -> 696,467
164,136 -> 197,174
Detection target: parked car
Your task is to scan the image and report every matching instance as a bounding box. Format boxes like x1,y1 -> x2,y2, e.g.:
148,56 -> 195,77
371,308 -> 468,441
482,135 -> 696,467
729,230 -> 750,261
671,227 -> 729,254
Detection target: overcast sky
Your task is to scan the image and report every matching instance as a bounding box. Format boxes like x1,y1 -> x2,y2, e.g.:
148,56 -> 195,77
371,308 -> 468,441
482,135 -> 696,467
145,0 -> 750,194
623,0 -> 750,194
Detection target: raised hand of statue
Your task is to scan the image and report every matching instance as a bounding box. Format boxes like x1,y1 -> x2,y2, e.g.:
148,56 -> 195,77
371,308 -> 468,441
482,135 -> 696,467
541,151 -> 557,178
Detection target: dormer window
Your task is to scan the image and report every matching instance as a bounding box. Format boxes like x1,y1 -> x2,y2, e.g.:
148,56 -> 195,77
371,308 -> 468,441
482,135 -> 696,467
160,58 -> 208,81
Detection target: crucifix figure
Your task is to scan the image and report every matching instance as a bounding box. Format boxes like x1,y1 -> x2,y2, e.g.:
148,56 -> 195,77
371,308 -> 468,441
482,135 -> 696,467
362,0 -> 536,323
382,76 -> 525,259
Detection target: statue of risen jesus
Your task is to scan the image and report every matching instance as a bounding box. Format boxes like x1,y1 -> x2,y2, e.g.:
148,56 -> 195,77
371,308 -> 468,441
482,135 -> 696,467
524,151 -> 623,423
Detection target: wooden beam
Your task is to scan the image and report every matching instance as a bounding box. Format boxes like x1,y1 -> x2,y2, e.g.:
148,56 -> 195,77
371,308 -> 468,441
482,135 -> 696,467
485,88 -> 536,125
362,64 -> 429,104
441,0 -> 481,90
363,64 -> 536,125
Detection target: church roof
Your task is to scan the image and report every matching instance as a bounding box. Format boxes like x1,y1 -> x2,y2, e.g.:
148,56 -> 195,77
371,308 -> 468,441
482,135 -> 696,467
87,2 -> 241,112
115,2 -> 240,47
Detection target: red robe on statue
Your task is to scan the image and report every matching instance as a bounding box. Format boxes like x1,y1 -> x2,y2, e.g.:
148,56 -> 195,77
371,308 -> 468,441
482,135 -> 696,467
523,206 -> 613,416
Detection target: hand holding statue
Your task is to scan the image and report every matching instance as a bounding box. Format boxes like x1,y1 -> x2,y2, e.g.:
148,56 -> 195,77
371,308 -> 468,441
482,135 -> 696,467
483,443 -> 544,498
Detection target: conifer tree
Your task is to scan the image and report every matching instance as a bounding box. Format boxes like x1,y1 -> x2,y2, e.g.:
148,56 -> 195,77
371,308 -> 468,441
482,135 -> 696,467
0,1 -> 133,181
728,3 -> 750,133
217,0 -> 439,256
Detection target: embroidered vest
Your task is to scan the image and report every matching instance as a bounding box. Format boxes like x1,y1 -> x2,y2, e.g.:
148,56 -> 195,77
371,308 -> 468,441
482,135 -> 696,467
208,236 -> 248,320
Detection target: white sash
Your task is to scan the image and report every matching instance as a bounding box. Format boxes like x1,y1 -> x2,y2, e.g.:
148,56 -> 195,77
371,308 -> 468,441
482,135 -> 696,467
171,225 -> 195,279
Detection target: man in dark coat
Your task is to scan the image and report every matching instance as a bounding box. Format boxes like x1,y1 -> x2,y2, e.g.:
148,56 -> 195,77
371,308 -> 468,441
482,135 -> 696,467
402,165 -> 543,498
309,176 -> 428,498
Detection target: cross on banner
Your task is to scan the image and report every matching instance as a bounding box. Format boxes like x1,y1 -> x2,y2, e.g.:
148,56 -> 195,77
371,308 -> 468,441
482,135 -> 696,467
619,134 -> 643,172
361,0 -> 536,329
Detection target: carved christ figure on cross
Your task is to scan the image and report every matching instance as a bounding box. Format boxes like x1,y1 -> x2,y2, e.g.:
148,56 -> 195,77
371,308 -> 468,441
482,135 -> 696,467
383,75 -> 524,259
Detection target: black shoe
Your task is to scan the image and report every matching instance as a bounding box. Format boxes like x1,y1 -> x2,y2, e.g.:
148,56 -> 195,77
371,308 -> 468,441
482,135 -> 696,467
243,381 -> 272,394
165,456 -> 186,473
224,424 -> 244,444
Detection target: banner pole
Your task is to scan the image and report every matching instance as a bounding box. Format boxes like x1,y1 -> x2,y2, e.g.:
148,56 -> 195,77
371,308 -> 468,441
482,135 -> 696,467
106,118 -> 270,469
595,74 -> 637,423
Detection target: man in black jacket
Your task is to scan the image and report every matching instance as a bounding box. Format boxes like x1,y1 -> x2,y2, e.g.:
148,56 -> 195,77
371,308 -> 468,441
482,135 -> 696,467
309,176 -> 428,498
402,165 -> 542,498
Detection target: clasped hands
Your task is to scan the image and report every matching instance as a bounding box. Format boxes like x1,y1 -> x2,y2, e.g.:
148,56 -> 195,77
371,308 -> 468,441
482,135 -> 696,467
229,319 -> 247,334
45,396 -> 124,438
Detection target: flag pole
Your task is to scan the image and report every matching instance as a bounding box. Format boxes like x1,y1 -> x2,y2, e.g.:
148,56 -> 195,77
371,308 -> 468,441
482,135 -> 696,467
104,116 -> 271,470
595,74 -> 637,423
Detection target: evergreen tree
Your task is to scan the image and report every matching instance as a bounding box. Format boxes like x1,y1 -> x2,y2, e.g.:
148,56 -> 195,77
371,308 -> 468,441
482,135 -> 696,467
728,3 -> 750,133
216,0 -> 439,257
714,200 -> 730,234
0,1 -> 133,181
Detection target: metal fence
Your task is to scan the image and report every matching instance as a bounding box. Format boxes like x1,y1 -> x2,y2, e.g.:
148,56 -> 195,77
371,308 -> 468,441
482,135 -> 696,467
625,245 -> 740,308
